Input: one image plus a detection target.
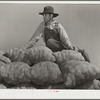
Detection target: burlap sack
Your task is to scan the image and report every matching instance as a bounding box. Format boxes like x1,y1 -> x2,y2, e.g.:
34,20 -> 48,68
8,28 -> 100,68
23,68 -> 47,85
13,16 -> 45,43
3,48 -> 31,65
60,60 -> 100,88
26,61 -> 63,85
28,46 -> 56,64
0,55 -> 11,64
0,62 -> 30,85
76,79 -> 100,89
53,50 -> 85,65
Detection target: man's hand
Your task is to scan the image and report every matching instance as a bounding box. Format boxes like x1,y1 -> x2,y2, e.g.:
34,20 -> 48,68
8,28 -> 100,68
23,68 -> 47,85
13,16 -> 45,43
62,38 -> 73,50
22,37 -> 40,49
67,44 -> 73,50
63,43 -> 73,50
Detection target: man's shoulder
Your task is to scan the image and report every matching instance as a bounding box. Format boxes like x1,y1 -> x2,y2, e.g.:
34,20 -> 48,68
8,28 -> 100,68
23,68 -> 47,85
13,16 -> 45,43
52,21 -> 64,28
51,20 -> 60,28
54,21 -> 64,29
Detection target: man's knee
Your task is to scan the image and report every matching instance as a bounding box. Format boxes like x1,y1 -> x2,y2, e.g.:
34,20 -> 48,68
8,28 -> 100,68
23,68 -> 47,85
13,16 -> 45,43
47,39 -> 56,45
46,39 -> 63,52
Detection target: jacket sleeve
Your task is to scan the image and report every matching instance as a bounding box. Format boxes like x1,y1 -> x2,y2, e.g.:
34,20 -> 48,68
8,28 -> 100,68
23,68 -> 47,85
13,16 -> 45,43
29,21 -> 44,42
58,23 -> 73,49
22,22 -> 44,49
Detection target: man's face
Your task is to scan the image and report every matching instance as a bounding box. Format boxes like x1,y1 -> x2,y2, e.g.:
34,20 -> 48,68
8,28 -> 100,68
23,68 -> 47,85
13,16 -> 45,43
43,13 -> 53,24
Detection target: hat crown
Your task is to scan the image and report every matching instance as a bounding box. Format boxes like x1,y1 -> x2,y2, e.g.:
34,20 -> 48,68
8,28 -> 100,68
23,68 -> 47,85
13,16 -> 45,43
43,6 -> 54,13
39,6 -> 59,17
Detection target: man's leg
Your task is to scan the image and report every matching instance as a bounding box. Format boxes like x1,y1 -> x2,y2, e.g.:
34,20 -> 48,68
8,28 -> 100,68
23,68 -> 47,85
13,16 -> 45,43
46,38 -> 64,52
46,39 -> 90,62
73,45 -> 90,63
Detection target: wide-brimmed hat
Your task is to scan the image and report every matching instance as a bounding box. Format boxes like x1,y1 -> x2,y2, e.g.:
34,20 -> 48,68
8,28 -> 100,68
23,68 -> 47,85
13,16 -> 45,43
39,6 -> 59,17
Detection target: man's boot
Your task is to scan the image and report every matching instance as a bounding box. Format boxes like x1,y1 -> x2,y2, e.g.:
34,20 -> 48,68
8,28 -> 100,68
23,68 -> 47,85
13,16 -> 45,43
72,45 -> 90,63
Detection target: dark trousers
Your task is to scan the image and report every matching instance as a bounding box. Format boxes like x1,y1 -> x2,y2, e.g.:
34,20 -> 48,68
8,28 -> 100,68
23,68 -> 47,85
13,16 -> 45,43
46,38 -> 90,62
46,38 -> 65,52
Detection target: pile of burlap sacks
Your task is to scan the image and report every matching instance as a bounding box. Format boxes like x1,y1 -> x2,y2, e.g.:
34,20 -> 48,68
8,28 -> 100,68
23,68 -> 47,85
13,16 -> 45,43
0,42 -> 99,90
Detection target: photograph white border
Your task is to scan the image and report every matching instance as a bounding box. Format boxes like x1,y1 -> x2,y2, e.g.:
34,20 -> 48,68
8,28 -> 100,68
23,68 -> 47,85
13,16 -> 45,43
0,1 -> 100,4
0,89 -> 100,99
0,1 -> 100,99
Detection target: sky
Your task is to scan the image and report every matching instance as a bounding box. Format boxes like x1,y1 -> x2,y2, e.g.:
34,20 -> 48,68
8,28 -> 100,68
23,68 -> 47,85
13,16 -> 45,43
0,3 -> 100,67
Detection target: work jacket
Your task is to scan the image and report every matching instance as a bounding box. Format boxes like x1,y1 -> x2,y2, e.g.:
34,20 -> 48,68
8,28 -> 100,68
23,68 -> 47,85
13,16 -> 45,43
32,20 -> 71,47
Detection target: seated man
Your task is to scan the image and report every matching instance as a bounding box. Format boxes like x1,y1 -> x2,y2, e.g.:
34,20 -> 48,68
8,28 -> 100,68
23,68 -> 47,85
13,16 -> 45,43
25,6 -> 90,62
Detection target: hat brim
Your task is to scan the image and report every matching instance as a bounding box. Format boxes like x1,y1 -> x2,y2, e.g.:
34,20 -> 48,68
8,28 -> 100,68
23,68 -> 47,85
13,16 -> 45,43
39,12 -> 59,17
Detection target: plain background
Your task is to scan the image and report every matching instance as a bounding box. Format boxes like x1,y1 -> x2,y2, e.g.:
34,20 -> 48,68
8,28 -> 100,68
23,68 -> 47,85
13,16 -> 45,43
0,3 -> 100,67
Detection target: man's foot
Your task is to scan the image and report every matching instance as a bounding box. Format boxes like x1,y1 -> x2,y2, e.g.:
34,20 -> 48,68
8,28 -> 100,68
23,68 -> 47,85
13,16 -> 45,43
78,49 -> 90,63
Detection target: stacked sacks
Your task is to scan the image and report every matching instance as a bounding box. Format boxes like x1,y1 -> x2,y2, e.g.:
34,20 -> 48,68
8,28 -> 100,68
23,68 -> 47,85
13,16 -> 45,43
0,59 -> 11,82
26,61 -> 63,86
53,50 -> 85,65
0,61 -> 63,88
3,48 -> 31,66
0,46 -> 63,88
0,46 -> 99,89
0,55 -> 11,64
3,48 -> 25,62
0,62 -> 30,85
59,60 -> 100,89
27,46 -> 56,65
75,79 -> 100,89
0,61 -> 6,66
90,79 -> 100,89
3,46 -> 56,66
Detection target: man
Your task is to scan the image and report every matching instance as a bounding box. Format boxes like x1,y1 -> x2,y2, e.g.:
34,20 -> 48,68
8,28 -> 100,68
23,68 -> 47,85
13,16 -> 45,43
25,6 -> 90,62
28,6 -> 73,52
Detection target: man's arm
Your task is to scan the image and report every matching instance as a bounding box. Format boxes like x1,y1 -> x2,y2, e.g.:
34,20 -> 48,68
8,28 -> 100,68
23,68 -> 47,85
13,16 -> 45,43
29,21 -> 44,42
58,23 -> 73,50
23,22 -> 44,49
